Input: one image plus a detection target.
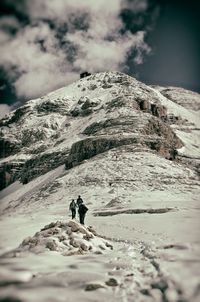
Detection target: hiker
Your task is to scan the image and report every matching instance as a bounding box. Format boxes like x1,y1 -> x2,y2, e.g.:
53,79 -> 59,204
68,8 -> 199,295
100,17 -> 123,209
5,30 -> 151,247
69,199 -> 77,219
78,203 -> 88,225
77,195 -> 83,206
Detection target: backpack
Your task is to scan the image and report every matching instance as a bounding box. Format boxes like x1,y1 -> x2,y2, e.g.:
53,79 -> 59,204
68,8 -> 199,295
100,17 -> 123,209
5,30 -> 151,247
79,204 -> 88,214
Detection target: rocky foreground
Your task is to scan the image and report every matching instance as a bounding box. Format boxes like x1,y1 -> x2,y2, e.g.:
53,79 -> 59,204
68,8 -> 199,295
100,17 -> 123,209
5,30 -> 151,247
0,219 -> 199,302
2,220 -> 113,257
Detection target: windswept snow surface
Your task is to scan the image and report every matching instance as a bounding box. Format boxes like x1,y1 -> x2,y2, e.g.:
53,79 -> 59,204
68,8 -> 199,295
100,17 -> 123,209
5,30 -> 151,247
0,72 -> 200,302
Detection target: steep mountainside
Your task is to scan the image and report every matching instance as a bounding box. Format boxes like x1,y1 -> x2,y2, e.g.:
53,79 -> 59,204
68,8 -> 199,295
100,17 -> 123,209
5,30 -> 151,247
0,71 -> 199,191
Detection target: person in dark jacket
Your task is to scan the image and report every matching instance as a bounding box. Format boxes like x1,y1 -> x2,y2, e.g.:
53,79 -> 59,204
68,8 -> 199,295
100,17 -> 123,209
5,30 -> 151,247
78,203 -> 88,225
77,195 -> 83,206
69,199 -> 77,219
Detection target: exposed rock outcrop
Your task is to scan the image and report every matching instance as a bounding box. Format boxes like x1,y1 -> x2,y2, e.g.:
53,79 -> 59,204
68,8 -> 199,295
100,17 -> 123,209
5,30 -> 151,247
80,71 -> 91,79
20,148 -> 70,184
83,117 -> 142,135
138,100 -> 167,121
2,220 -> 113,257
66,136 -> 140,168
0,161 -> 25,190
0,105 -> 30,128
65,124 -> 182,169
0,138 -> 21,158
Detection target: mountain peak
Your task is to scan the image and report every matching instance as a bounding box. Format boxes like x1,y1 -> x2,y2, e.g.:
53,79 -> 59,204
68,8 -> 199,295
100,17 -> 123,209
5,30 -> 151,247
0,71 -> 199,191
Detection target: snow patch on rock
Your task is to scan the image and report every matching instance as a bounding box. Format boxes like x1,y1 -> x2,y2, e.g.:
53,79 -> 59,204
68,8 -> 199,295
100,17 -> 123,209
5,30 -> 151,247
3,220 -> 113,257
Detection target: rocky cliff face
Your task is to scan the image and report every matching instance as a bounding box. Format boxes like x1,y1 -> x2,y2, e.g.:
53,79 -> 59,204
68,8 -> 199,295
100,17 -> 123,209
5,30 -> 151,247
0,71 -> 199,191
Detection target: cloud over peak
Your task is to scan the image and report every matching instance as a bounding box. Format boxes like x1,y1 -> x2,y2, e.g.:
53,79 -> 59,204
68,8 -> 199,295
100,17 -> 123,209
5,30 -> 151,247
0,0 -> 154,101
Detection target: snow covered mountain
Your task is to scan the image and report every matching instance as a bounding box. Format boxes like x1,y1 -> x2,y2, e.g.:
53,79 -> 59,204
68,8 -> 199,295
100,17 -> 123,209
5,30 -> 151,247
0,71 -> 200,302
0,71 -> 199,191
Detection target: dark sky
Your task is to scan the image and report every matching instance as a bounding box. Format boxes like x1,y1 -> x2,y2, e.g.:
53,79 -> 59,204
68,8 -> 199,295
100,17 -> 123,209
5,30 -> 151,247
0,0 -> 199,113
135,0 -> 200,92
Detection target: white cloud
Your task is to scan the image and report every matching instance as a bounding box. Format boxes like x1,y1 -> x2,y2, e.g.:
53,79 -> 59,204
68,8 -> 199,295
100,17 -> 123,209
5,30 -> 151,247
0,104 -> 11,119
0,0 -> 152,100
14,69 -> 78,99
122,0 -> 149,13
0,23 -> 78,98
67,31 -> 150,72
0,16 -> 20,31
27,0 -> 122,24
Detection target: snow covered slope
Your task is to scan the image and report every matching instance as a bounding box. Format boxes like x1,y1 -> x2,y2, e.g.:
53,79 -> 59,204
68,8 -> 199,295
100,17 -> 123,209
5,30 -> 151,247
151,85 -> 200,111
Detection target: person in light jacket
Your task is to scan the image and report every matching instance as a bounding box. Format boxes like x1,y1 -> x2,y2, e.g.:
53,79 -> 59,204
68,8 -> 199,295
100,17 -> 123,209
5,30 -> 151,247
69,199 -> 77,219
